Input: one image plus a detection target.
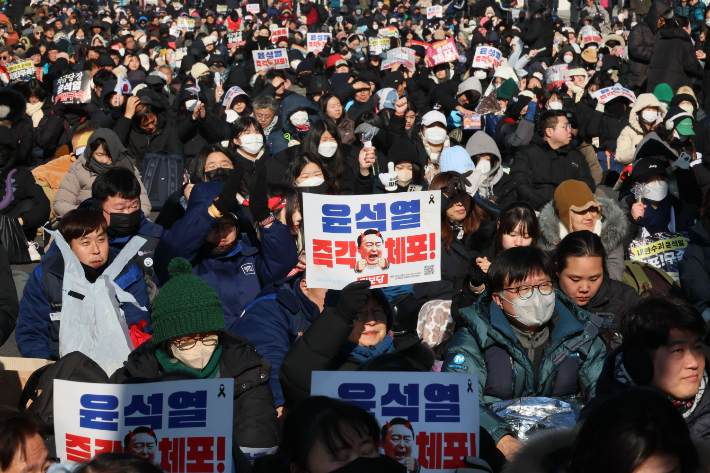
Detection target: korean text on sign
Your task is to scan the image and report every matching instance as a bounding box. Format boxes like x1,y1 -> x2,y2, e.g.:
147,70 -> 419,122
303,192 -> 441,290
427,6 -> 442,18
252,48 -> 289,71
593,86 -> 636,104
307,33 -> 330,52
246,3 -> 260,13
227,31 -> 244,48
53,72 -> 91,105
177,18 -> 195,31
53,379 -> 234,473
471,46 -> 501,69
6,60 -> 35,83
271,28 -> 288,43
312,371 -> 479,473
425,38 -> 459,67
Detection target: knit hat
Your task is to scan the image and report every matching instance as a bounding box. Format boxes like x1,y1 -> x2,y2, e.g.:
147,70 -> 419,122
326,54 -> 346,68
384,138 -> 423,168
151,258 -> 226,344
457,77 -> 482,95
653,83 -> 674,106
496,78 -> 518,100
554,180 -> 602,232
440,146 -> 474,173
191,62 -> 210,80
465,131 -> 501,160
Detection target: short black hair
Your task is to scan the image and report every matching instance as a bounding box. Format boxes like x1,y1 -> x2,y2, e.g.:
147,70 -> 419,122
92,68 -> 115,88
486,246 -> 555,294
74,452 -> 162,473
357,229 -> 384,247
619,295 -> 706,351
537,109 -> 568,138
92,167 -> 142,203
0,409 -> 45,471
123,426 -> 157,448
59,208 -> 107,243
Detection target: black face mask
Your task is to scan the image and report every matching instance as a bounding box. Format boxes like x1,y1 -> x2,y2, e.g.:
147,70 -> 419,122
200,73 -> 215,88
256,36 -> 270,47
327,455 -> 405,473
96,203 -> 141,237
205,168 -> 233,183
81,260 -> 108,284
299,72 -> 313,85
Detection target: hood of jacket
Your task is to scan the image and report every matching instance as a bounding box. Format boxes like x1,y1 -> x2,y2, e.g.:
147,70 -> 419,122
538,196 -> 629,251
84,128 -> 135,170
628,93 -> 667,133
280,93 -> 324,135
0,14 -> 14,34
660,25 -> 694,42
646,0 -> 673,33
465,220 -> 497,254
0,89 -> 27,125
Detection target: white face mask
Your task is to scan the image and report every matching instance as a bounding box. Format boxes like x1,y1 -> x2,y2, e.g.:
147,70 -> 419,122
185,99 -> 198,111
643,180 -> 669,201
290,110 -> 309,126
225,109 -> 239,123
424,127 -> 447,145
618,14 -> 625,20
318,142 -> 338,157
641,110 -> 657,123
473,70 -> 487,80
239,133 -> 264,154
706,18 -> 710,26
298,176 -> 325,187
476,159 -> 492,174
499,288 -> 556,327
679,102 -> 695,114
563,55 -> 573,63
547,101 -> 563,110
138,36 -> 147,44
171,343 -> 216,370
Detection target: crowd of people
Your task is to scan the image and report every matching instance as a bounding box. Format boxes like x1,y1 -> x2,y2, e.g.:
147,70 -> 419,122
2,0 -> 710,470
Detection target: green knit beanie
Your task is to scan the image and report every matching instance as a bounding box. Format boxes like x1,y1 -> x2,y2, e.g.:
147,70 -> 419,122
150,258 -> 226,345
496,78 -> 518,101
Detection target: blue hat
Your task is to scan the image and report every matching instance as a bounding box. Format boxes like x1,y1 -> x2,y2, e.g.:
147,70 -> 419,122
440,146 -> 474,173
377,88 -> 399,110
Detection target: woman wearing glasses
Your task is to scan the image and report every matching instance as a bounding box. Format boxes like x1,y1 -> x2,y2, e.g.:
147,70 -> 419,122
442,246 -> 608,461
537,179 -> 628,281
111,257 -> 280,450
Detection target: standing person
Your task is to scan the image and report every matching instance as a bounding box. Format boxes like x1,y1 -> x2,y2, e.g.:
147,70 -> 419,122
627,0 -> 674,92
646,16 -> 704,93
522,3 -> 554,63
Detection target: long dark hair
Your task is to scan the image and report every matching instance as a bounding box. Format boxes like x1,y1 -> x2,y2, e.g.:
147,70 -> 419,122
228,116 -> 266,155
187,145 -> 237,184
300,119 -> 349,182
430,172 -> 489,251
317,92 -> 343,124
494,202 -> 539,255
284,151 -> 339,194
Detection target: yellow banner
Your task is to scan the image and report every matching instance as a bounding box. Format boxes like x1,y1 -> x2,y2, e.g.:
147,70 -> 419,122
7,60 -> 33,73
630,237 -> 687,260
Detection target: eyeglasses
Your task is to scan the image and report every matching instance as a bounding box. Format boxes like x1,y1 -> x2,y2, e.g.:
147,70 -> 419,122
205,162 -> 233,171
255,113 -> 274,121
556,123 -> 572,131
503,281 -> 554,300
172,335 -> 219,350
0,55 -> 11,61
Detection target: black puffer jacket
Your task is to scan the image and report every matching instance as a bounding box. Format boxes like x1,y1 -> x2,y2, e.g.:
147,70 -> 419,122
510,135 -> 596,210
176,89 -> 230,168
586,106 -> 630,153
521,16 -> 555,62
679,221 -> 710,315
627,0 -> 671,89
646,25 -> 704,93
0,89 -> 34,166
110,333 -> 280,448
573,278 -> 640,330
575,94 -> 599,146
0,166 -> 50,239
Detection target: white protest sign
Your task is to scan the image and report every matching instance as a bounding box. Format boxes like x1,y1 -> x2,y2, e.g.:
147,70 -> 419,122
307,32 -> 330,51
369,37 -> 391,55
216,4 -> 227,14
303,191 -> 441,290
177,18 -> 194,31
252,48 -> 289,71
382,47 -> 415,70
427,5 -> 442,18
271,28 -> 288,43
471,46 -> 501,69
172,2 -> 181,9
425,38 -> 459,67
227,31 -> 244,48
246,3 -> 260,13
312,371 -> 479,471
580,25 -> 602,45
54,379 -> 234,471
593,86 -> 636,104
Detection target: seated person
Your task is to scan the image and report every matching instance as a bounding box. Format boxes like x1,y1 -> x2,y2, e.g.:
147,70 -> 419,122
16,209 -> 150,360
111,257 -> 279,450
680,190 -> 710,320
279,280 -> 435,408
582,295 -> 710,438
442,246 -> 608,460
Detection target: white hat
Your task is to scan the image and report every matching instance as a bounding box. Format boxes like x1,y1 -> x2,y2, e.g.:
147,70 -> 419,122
457,77 -> 482,95
422,110 -> 447,127
203,35 -> 216,46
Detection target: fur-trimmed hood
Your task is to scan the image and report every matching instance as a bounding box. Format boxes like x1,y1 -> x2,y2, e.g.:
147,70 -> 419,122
0,89 -> 27,125
538,196 -> 629,252
627,93 -> 667,135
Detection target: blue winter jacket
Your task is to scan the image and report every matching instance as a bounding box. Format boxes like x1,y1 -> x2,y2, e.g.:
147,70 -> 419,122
154,182 -> 298,330
15,250 -> 151,360
269,94 -> 324,156
231,273 -> 320,407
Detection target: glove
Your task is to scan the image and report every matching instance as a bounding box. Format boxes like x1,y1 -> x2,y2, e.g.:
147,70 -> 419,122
249,159 -> 271,222
595,102 -> 605,112
456,456 -> 493,473
355,123 -> 379,146
524,101 -> 537,121
213,159 -> 245,216
379,162 -> 399,191
335,280 -> 372,324
53,102 -> 66,117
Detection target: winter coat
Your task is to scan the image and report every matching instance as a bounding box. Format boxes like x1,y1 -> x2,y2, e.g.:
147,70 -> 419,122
0,166 -> 50,237
0,89 -> 34,166
0,14 -> 19,46
176,89 -> 231,166
441,290 -> 608,443
112,113 -> 183,173
15,250 -> 150,360
537,197 -> 629,281
615,93 -> 667,165
279,296 -> 435,407
510,135 -> 596,211
25,99 -> 46,128
234,150 -> 287,199
679,221 -> 710,316
619,192 -> 699,245
627,0 -> 671,89
521,17 -> 554,62
578,141 -> 603,186
586,106 -> 630,154
568,277 -> 640,330
110,333 -> 281,449
575,95 -> 599,146
53,132 -> 152,218
675,1 -> 705,35
337,116 -> 356,145
646,25 -> 704,93
273,144 -> 355,195
231,273 -> 320,408
154,182 -> 298,331
269,94 -> 325,157
0,241 -> 18,348
34,106 -> 91,162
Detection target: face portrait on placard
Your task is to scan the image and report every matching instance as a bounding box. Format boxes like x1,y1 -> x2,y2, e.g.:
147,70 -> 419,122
381,418 -> 418,472
355,229 -> 389,272
124,427 -> 159,464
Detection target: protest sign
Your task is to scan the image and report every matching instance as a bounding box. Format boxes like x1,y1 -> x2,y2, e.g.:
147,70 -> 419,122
463,113 -> 481,130
216,4 -> 227,14
471,46 -> 501,69
628,232 -> 689,275
6,60 -> 35,84
246,3 -> 260,13
54,379 -> 234,471
176,18 -> 194,31
172,2 -> 181,9
593,86 -> 636,104
425,38 -> 459,67
312,371 -> 479,471
544,64 -> 568,91
411,39 -> 431,48
252,48 -> 289,71
307,32 -> 330,51
369,37 -> 391,55
53,72 -> 91,105
222,86 -> 247,107
303,191 -> 441,289
427,5 -> 442,18
379,26 -> 398,37
291,44 -> 308,56
227,31 -> 244,48
580,25 -> 602,45
271,28 -> 288,43
382,47 -> 415,71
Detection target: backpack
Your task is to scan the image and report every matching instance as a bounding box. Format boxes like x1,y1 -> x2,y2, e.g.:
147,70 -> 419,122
622,261 -> 677,297
141,150 -> 183,211
19,352 -> 109,432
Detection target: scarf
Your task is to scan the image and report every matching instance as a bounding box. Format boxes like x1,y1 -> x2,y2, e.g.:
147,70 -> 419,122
263,115 -> 278,137
422,135 -> 450,184
155,345 -> 223,379
340,334 -> 395,362
641,193 -> 673,235
477,165 -> 504,199
449,220 -> 464,240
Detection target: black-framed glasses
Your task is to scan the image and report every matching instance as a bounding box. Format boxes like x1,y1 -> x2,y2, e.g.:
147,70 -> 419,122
503,281 -> 554,300
173,336 -> 219,351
